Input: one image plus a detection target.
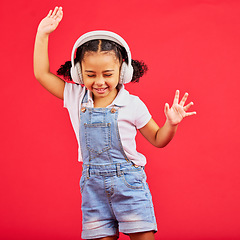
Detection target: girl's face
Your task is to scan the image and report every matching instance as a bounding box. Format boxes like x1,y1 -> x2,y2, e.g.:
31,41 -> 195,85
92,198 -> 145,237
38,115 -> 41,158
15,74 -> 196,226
81,51 -> 121,105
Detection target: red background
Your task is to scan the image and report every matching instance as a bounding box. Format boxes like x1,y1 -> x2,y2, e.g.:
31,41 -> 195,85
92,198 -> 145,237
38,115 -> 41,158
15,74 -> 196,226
1,0 -> 240,239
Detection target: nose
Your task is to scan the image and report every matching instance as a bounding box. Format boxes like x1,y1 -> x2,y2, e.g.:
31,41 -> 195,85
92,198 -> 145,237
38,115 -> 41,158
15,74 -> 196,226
95,76 -> 105,86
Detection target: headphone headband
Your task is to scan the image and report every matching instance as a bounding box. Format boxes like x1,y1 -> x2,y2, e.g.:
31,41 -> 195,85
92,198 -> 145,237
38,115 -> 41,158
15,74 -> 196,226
70,30 -> 133,84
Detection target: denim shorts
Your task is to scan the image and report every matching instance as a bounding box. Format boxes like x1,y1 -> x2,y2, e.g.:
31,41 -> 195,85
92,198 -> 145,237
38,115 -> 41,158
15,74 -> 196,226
80,162 -> 157,239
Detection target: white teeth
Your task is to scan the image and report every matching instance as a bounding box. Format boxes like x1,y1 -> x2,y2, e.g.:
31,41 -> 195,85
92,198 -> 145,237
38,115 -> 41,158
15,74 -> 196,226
94,88 -> 107,93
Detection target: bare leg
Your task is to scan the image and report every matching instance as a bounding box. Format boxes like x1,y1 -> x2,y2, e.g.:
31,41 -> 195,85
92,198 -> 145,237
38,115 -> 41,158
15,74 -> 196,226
93,236 -> 118,240
129,231 -> 155,240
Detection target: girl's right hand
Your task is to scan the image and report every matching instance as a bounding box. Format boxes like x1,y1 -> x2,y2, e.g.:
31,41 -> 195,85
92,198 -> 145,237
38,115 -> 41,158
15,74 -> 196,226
37,7 -> 63,36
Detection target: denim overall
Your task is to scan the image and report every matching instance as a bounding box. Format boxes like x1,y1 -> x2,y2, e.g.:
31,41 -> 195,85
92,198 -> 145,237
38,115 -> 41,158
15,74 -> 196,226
79,91 -> 157,239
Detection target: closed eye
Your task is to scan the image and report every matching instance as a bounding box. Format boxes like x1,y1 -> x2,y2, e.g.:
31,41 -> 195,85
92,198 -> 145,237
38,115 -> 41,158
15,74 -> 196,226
104,74 -> 112,77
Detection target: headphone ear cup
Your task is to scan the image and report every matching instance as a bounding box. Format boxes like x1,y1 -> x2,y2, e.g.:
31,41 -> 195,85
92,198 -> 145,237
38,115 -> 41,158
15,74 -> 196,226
120,62 -> 133,84
119,62 -> 126,84
70,62 -> 83,84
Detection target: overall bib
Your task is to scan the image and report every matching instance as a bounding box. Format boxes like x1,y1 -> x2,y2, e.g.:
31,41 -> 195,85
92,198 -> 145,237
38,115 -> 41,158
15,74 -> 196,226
79,92 -> 157,239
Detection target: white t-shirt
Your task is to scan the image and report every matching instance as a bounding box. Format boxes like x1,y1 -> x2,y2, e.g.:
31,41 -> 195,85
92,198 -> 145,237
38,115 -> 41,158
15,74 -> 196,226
63,83 -> 151,166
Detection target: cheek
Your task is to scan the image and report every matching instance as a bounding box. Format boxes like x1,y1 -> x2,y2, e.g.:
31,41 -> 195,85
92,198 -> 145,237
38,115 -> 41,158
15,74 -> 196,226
82,79 -> 93,89
109,76 -> 120,87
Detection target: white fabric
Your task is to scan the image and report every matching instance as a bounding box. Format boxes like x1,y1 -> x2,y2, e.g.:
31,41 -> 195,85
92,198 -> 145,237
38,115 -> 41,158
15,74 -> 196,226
63,82 -> 152,166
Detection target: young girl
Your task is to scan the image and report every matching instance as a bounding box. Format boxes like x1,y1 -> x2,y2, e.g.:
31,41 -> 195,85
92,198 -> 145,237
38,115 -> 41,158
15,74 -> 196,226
34,6 -> 196,240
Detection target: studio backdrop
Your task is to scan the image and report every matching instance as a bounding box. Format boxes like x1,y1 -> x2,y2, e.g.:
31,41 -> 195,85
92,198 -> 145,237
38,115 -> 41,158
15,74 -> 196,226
0,0 -> 240,239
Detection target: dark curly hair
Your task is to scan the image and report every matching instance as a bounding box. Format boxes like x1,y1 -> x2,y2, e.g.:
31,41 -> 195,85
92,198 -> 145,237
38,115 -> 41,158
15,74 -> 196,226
57,39 -> 148,83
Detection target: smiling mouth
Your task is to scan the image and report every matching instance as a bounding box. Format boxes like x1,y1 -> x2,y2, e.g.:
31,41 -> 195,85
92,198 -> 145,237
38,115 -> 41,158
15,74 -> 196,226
93,87 -> 108,93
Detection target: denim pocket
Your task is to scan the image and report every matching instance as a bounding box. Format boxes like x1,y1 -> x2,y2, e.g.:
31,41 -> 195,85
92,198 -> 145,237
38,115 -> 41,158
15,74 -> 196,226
84,123 -> 111,154
121,170 -> 144,189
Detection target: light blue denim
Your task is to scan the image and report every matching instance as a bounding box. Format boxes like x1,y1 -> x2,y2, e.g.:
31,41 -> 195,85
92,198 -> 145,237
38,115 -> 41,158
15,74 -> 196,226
79,92 -> 157,239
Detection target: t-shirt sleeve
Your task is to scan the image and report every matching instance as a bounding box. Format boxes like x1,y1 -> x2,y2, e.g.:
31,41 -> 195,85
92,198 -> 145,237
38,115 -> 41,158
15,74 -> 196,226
63,82 -> 71,109
134,97 -> 152,129
63,82 -> 83,109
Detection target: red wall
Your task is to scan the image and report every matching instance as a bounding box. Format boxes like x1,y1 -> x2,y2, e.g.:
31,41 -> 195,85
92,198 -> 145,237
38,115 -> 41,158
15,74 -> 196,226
1,0 -> 240,239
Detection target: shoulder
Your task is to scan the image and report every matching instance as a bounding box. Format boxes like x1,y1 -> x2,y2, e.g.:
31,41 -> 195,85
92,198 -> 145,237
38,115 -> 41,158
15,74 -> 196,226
64,82 -> 84,93
64,82 -> 86,109
115,86 -> 147,108
117,89 -> 151,129
130,94 -> 146,105
126,91 -> 148,110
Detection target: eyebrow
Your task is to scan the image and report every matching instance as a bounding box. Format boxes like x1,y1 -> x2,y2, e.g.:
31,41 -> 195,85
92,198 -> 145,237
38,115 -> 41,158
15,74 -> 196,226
84,70 -> 115,73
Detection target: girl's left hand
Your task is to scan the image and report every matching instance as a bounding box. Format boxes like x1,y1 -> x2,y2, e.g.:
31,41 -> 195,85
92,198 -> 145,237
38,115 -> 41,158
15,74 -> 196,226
164,90 -> 196,126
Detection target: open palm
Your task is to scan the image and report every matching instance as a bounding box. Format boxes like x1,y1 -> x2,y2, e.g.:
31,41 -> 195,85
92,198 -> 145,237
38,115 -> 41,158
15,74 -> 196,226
165,90 -> 196,126
37,7 -> 63,35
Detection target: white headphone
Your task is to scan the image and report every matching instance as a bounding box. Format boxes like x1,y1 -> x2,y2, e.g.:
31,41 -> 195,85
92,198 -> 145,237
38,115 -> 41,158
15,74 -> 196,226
70,30 -> 134,84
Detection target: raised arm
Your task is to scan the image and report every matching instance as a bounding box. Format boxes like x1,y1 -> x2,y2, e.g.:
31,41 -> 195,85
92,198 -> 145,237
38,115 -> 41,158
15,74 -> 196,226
33,6 -> 65,99
139,90 -> 196,148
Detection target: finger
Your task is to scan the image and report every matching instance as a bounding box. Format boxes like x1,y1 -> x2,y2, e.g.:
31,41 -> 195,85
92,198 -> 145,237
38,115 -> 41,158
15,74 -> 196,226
164,103 -> 170,114
59,6 -> 63,15
55,6 -> 63,16
185,111 -> 197,117
179,92 -> 189,107
47,10 -> 52,17
51,6 -> 59,18
173,90 -> 180,105
54,6 -> 63,20
183,102 -> 194,111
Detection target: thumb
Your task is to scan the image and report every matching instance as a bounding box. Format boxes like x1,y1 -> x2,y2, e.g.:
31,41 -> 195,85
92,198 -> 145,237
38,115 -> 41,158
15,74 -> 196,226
164,103 -> 170,114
